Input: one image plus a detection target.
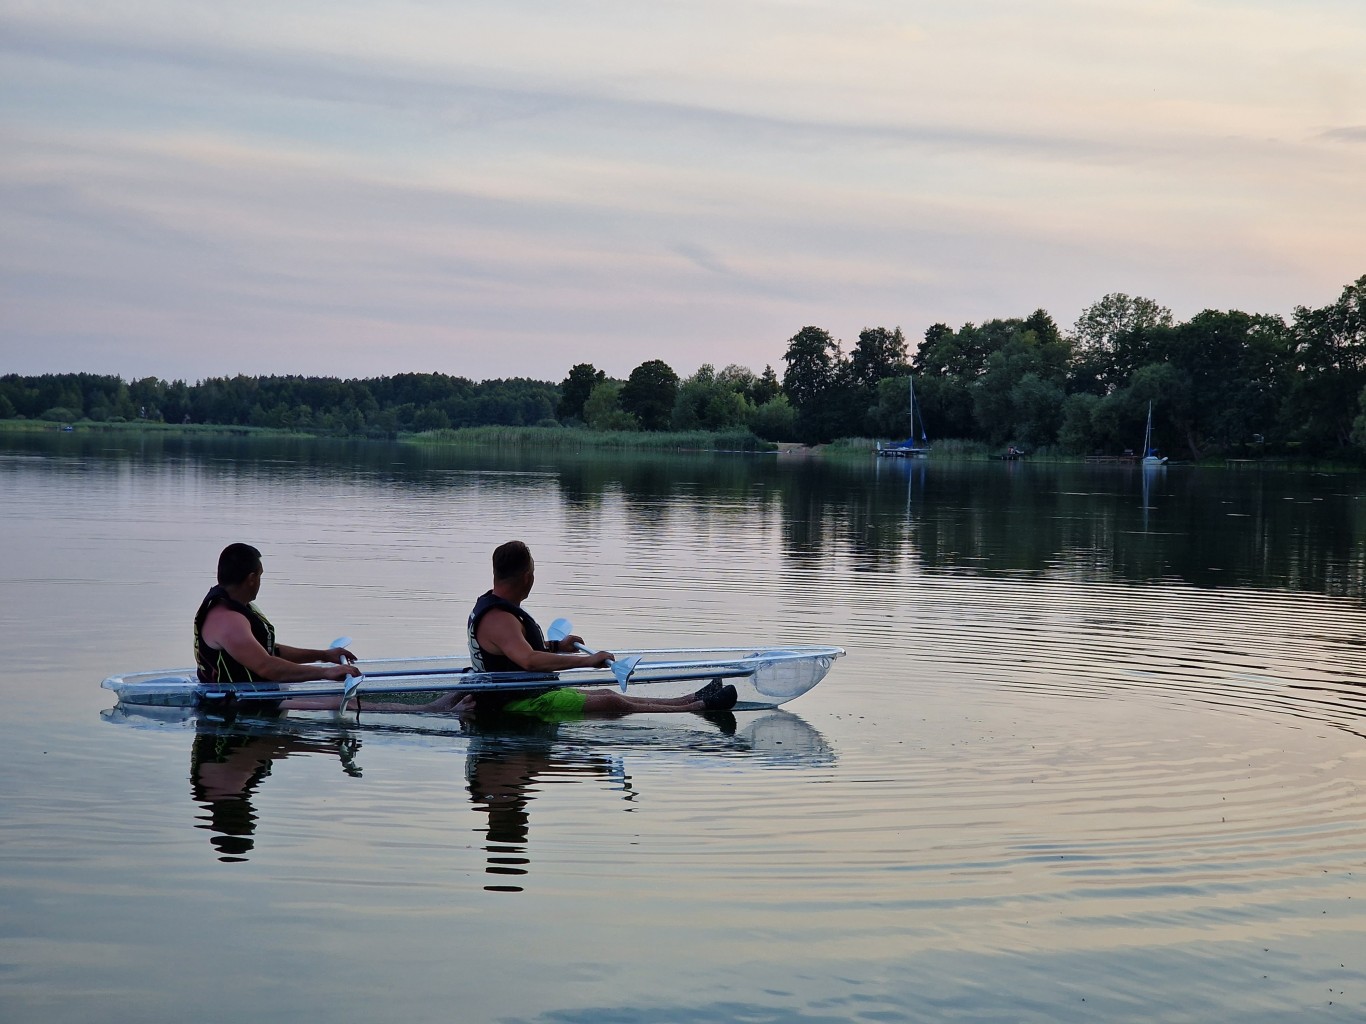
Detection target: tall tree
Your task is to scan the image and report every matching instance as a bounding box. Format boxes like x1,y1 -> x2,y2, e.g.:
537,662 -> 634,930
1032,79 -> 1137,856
1286,274 -> 1366,452
848,327 -> 908,388
782,326 -> 859,442
781,326 -> 839,409
752,365 -> 782,406
558,363 -> 606,422
1022,308 -> 1064,347
1069,293 -> 1174,394
620,359 -> 680,431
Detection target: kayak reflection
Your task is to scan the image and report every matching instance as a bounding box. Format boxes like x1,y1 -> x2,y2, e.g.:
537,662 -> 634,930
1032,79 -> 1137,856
100,704 -> 836,874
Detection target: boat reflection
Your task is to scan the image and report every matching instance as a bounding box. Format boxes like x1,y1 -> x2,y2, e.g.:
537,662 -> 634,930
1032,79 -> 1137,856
101,705 -> 836,878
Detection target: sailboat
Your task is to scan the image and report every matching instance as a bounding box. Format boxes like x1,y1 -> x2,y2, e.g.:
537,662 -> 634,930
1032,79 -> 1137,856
1141,401 -> 1167,466
876,377 -> 931,458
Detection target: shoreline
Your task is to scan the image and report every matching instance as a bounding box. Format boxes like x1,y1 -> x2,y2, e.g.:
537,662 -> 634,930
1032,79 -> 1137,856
0,420 -> 1353,469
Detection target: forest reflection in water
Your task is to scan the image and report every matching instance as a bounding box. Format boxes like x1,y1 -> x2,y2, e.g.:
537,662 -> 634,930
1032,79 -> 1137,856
14,430 -> 1366,598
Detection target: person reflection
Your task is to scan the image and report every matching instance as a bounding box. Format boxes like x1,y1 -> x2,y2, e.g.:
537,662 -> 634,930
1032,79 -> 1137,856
190,728 -> 361,863
463,718 -> 629,894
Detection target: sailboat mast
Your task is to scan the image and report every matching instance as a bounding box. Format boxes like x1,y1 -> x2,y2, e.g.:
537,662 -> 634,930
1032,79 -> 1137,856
908,377 -> 915,441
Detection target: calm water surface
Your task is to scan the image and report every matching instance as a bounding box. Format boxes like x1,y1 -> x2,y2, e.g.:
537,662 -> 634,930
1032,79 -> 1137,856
2,434 -> 1365,1023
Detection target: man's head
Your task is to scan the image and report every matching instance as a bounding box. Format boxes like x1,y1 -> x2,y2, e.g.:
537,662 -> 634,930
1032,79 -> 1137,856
217,543 -> 263,588
492,540 -> 534,595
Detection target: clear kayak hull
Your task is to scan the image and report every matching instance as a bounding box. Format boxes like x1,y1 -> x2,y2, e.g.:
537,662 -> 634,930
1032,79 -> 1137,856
101,645 -> 845,711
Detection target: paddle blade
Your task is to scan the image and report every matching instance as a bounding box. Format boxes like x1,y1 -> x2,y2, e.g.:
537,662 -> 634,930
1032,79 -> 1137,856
611,656 -> 641,692
330,636 -> 352,650
340,671 -> 364,712
546,618 -> 573,643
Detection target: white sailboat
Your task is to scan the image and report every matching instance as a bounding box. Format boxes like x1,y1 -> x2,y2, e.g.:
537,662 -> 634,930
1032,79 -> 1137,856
1142,402 -> 1167,465
876,377 -> 931,458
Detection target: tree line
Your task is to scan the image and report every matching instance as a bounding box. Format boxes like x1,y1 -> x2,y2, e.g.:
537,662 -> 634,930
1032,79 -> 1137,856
0,362 -> 797,441
0,373 -> 561,437
779,274 -> 1366,459
3,273 -> 1361,457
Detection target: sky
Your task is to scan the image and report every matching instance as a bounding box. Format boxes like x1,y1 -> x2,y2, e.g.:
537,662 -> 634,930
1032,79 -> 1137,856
2,0 -> 1364,385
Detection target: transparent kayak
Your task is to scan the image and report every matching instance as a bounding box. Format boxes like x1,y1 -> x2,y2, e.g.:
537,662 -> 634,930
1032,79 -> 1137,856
101,645 -> 845,711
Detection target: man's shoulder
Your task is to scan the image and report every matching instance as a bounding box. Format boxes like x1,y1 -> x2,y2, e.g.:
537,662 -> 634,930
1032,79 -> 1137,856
476,603 -> 520,626
202,600 -> 252,630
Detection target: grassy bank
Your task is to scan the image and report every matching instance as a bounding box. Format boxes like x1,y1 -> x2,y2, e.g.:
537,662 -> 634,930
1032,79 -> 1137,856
7,418 -> 1353,467
0,418 -> 775,451
406,425 -> 775,451
0,419 -> 318,439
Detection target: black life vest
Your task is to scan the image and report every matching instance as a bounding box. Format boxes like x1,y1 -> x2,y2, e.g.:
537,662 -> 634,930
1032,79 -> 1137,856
194,585 -> 277,684
467,590 -> 547,672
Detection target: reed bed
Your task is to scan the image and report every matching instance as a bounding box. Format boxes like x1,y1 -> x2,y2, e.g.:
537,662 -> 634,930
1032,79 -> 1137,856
407,425 -> 774,451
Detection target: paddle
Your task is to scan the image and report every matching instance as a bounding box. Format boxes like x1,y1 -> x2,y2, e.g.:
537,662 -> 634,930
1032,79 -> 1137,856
546,618 -> 640,692
330,636 -> 363,711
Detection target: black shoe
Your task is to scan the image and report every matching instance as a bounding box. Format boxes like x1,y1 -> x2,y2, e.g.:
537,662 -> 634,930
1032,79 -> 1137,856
703,683 -> 738,711
693,678 -> 725,703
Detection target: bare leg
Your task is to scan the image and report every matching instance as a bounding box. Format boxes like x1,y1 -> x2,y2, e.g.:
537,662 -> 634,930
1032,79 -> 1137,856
580,679 -> 736,715
282,691 -> 472,714
581,691 -> 707,714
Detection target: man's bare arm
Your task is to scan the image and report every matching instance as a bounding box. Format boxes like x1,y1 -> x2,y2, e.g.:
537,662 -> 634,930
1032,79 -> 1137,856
478,609 -> 613,672
202,607 -> 358,682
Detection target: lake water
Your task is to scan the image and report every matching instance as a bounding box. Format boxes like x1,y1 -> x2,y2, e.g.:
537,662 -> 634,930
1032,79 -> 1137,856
2,434 -> 1365,1023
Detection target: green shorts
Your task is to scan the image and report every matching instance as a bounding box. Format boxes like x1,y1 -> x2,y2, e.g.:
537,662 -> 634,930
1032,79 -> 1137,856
502,688 -> 587,721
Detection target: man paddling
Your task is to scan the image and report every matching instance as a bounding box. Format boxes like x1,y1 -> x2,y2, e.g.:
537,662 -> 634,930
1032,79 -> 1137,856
194,543 -> 359,685
465,540 -> 737,718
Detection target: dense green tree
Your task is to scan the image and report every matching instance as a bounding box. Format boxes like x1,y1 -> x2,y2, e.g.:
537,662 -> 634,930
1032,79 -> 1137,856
716,364 -> 762,405
673,364 -> 755,431
913,322 -> 986,381
1022,308 -> 1064,347
848,327 -> 908,388
753,365 -> 782,406
583,381 -> 637,431
672,365 -> 715,430
911,373 -> 972,441
1008,373 -> 1067,448
970,322 -> 1072,445
781,326 -> 850,442
1057,392 -> 1102,453
1285,275 -> 1366,453
781,327 -> 839,408
1099,363 -> 1189,457
414,407 -> 451,431
1069,293 -> 1174,394
558,363 -> 606,423
868,377 -> 916,438
750,393 -> 796,441
1135,310 -> 1290,458
620,359 -> 679,431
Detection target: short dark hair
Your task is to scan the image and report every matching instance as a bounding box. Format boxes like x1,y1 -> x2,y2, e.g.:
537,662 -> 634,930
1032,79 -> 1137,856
492,540 -> 532,582
217,543 -> 263,586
